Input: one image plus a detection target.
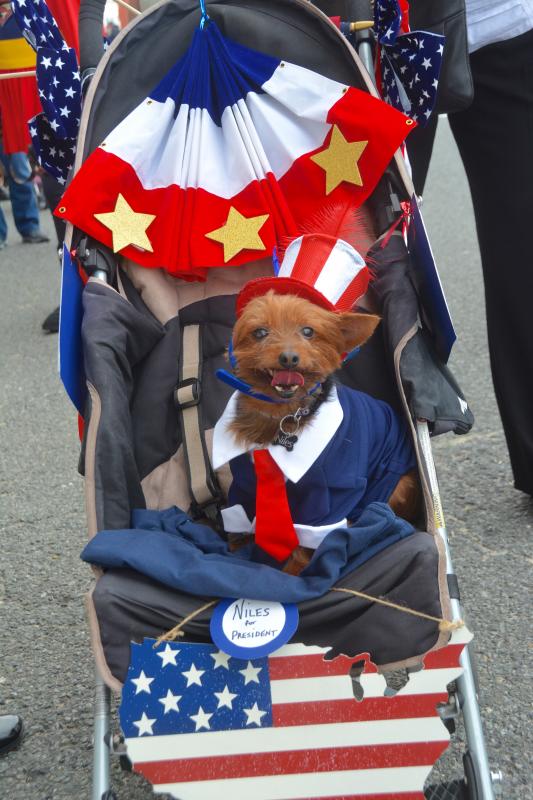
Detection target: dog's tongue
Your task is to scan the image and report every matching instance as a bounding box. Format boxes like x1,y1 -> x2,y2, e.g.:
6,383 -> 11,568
270,370 -> 305,387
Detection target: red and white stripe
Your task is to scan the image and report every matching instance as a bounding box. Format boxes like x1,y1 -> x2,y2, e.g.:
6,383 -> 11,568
99,62 -> 343,198
279,235 -> 369,311
57,61 -> 411,277
126,628 -> 472,800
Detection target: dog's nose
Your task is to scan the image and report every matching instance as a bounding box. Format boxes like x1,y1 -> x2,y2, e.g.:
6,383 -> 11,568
279,351 -> 300,368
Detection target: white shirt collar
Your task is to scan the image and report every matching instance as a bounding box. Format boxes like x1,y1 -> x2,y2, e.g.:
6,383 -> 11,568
212,385 -> 344,483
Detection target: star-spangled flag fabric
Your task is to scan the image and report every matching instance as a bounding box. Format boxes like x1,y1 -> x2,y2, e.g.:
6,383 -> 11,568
11,0 -> 81,183
120,632 -> 471,799
374,0 -> 444,125
374,0 -> 408,42
56,20 -> 413,280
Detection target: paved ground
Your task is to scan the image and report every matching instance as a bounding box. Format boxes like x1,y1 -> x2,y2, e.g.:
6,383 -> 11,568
0,119 -> 531,800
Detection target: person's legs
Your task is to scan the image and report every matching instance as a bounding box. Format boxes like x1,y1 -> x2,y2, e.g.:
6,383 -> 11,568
0,204 -> 6,245
8,178 -> 41,239
0,149 -> 48,242
7,153 -> 40,238
41,170 -> 66,247
6,150 -> 32,183
449,29 -> 533,494
40,171 -> 65,332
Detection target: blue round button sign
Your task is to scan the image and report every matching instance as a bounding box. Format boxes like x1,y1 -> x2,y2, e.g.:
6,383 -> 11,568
210,598 -> 299,659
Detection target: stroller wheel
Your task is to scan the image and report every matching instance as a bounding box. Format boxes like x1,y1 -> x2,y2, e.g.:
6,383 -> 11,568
424,779 -> 468,799
119,753 -> 132,772
463,750 -> 482,800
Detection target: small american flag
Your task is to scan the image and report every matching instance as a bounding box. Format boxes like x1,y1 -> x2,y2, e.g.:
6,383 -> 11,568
120,628 -> 471,799
12,0 -> 81,183
374,0 -> 444,125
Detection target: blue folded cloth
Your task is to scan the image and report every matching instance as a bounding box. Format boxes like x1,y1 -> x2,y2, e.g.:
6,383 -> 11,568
81,501 -> 414,603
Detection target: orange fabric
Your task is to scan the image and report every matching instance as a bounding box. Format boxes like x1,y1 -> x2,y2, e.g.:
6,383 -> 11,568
253,449 -> 299,562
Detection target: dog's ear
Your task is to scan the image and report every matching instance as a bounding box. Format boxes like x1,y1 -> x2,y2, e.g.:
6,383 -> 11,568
337,312 -> 381,353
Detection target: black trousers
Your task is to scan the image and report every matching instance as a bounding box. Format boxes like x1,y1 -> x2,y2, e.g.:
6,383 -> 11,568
407,29 -> 533,494
92,531 -> 442,683
41,170 -> 66,247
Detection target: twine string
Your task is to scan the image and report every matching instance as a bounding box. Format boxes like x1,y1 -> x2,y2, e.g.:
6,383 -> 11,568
153,584 -> 462,648
331,587 -> 463,632
154,599 -> 217,647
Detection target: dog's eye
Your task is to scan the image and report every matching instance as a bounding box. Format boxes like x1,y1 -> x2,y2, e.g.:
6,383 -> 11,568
252,328 -> 269,340
301,327 -> 314,339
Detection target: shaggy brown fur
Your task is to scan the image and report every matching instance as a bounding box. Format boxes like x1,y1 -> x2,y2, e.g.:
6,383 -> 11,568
228,291 -> 420,574
230,291 -> 380,444
388,469 -> 421,521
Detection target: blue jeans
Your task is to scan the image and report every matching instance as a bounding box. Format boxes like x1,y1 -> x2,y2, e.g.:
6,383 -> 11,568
0,205 -> 7,244
0,148 -> 40,241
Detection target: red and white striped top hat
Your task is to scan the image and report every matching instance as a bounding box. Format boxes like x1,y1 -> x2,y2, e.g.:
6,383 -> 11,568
236,234 -> 370,315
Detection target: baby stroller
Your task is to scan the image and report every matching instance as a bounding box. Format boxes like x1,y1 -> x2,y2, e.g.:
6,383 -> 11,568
59,1 -> 500,798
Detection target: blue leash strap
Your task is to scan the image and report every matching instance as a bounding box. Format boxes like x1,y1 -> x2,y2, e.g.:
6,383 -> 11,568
215,369 -> 282,403
228,338 -> 238,370
217,336 -> 358,402
216,369 -> 322,404
343,346 -> 361,363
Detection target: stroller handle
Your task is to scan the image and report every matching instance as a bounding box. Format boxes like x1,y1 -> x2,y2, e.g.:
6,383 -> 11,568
77,1 -> 376,79
79,0 -> 107,79
76,0 -> 377,82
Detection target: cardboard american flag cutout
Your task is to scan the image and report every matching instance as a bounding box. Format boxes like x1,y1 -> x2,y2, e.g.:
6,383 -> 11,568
120,628 -> 471,799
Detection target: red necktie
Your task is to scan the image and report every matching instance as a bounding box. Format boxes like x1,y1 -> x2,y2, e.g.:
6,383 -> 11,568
253,449 -> 299,562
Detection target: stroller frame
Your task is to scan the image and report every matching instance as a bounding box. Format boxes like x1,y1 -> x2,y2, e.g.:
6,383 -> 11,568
89,419 -> 500,800
67,1 -> 501,798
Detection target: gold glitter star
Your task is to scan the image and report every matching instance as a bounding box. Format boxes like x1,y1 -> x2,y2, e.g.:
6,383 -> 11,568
205,207 -> 269,262
310,125 -> 368,195
94,194 -> 156,253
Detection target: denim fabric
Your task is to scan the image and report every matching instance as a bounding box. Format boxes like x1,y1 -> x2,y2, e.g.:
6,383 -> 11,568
0,147 -> 40,238
0,205 -> 6,244
5,151 -> 32,183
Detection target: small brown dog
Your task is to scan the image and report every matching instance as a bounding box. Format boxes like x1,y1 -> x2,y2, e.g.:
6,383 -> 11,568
221,289 -> 420,575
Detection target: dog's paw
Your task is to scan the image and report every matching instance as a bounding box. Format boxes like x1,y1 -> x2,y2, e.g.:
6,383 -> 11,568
282,545 -> 313,576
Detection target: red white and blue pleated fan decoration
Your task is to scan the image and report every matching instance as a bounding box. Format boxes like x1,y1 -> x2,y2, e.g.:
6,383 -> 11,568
58,20 -> 413,280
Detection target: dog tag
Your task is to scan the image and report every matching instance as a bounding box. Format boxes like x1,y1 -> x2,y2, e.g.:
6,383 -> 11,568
210,598 -> 299,658
273,409 -> 309,451
273,431 -> 298,451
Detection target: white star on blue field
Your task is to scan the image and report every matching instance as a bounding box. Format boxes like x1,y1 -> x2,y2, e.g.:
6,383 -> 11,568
120,640 -> 274,737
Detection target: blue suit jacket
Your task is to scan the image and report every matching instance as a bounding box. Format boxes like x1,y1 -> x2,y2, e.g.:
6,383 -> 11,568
214,384 -> 417,529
